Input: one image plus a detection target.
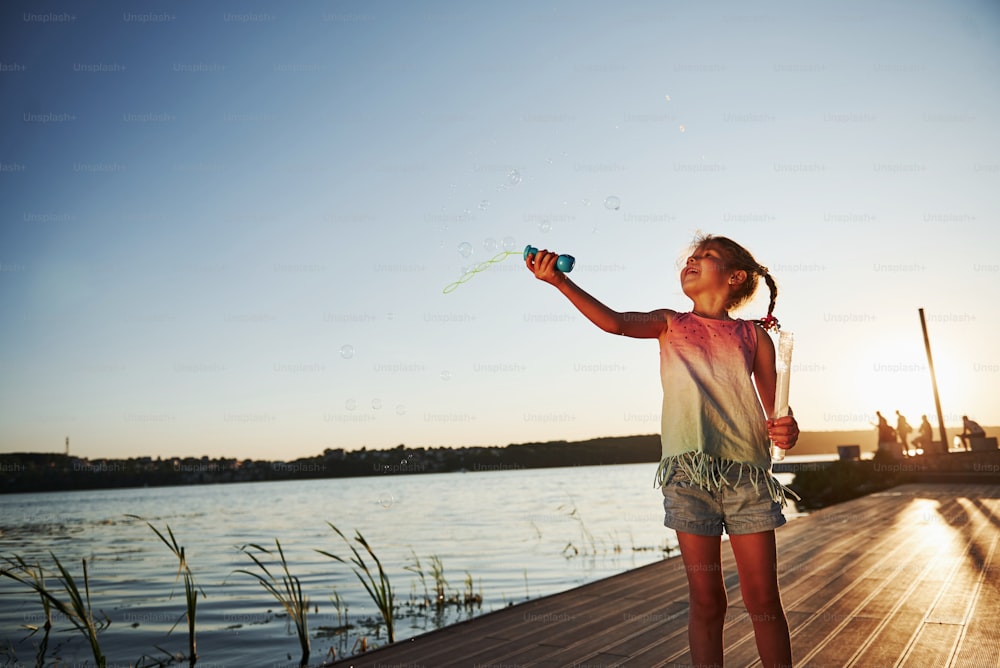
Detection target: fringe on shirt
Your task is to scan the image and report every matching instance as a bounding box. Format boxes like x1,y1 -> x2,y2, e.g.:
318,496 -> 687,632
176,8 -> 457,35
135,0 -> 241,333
654,450 -> 800,507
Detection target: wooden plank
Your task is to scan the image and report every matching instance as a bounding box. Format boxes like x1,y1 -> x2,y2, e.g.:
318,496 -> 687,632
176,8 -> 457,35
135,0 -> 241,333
900,622 -> 963,668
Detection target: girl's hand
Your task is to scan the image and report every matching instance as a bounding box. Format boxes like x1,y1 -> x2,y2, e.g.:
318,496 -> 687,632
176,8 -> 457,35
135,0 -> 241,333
767,415 -> 799,450
525,249 -> 566,286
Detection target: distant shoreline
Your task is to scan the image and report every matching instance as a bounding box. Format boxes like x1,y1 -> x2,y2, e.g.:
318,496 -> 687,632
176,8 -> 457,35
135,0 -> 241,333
1,428 -> 994,494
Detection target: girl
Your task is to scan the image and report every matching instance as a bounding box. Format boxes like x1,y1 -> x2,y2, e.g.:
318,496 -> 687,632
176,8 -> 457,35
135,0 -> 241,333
526,234 -> 798,668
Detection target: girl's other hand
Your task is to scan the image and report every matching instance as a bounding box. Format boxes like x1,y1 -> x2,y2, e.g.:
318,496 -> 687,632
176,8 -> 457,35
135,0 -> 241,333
526,249 -> 566,286
767,415 -> 799,450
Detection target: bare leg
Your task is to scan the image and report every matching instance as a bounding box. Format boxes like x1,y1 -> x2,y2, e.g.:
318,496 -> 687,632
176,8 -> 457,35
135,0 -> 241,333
729,530 -> 793,668
677,531 -> 726,668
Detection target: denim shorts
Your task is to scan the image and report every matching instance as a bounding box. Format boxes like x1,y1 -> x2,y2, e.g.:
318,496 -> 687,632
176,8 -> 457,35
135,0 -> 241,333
661,464 -> 786,536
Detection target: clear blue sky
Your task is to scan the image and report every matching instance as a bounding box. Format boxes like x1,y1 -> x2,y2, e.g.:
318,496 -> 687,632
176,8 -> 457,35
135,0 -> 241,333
2,0 -> 999,460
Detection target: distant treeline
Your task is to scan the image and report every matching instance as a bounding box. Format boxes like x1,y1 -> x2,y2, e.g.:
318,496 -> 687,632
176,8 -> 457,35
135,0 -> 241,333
0,435 -> 662,494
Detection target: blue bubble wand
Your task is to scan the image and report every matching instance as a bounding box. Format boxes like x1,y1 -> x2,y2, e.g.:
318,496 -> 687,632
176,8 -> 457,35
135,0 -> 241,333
442,245 -> 575,294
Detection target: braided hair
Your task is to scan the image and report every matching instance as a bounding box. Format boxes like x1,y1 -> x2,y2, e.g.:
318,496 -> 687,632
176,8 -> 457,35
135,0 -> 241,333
689,233 -> 780,331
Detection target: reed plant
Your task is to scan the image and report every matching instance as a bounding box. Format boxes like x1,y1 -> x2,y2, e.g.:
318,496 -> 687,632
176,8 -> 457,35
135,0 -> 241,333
403,549 -> 430,608
235,540 -> 310,666
317,523 -> 395,643
462,571 -> 482,608
1,557 -> 52,668
132,517 -> 205,665
428,555 -> 447,608
329,588 -> 349,630
1,553 -> 109,667
557,498 -> 598,557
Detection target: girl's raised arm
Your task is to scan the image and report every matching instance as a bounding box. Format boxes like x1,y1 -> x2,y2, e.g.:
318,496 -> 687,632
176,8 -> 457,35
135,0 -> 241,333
527,249 -> 671,339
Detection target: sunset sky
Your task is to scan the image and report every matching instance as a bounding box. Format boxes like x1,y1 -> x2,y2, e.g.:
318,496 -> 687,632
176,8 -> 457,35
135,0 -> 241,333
2,0 -> 999,460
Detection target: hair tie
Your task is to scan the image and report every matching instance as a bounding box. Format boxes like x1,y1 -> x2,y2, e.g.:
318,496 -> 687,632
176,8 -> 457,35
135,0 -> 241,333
757,313 -> 780,331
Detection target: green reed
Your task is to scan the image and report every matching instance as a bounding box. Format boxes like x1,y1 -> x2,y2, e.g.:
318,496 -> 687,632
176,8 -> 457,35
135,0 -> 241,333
557,498 -> 598,558
132,517 -> 205,665
403,549 -> 430,608
317,523 -> 395,643
235,540 -> 310,666
428,555 -> 448,608
2,557 -> 51,668
1,553 -> 109,668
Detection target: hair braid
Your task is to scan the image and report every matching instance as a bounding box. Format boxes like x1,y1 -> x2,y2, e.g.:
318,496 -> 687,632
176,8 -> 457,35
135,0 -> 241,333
755,270 -> 781,331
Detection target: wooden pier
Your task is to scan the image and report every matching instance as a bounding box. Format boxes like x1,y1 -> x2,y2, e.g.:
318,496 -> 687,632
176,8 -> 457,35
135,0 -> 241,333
331,482 -> 1000,667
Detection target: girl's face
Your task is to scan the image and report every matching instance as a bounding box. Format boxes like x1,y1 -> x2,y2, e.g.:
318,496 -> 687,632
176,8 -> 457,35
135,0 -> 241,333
680,243 -> 729,298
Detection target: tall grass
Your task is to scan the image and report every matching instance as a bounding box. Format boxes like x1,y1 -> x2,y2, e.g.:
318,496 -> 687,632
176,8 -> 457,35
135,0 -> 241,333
2,558 -> 52,668
557,498 -> 598,558
428,555 -> 447,608
1,553 -> 110,668
403,549 -> 430,608
235,540 -> 310,666
130,516 -> 205,665
317,523 -> 395,643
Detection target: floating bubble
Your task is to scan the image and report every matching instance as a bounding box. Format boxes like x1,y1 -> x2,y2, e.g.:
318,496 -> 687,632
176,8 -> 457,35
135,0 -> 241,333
604,195 -> 621,211
679,124 -> 686,133
502,236 -> 517,251
478,199 -> 490,211
507,169 -> 522,185
665,94 -> 671,102
538,220 -> 552,233
378,493 -> 395,509
345,399 -> 357,411
372,398 -> 382,410
582,198 -> 591,207
457,242 -> 473,258
395,404 -> 406,415
483,237 -> 499,252
440,370 -> 451,381
340,344 -> 355,359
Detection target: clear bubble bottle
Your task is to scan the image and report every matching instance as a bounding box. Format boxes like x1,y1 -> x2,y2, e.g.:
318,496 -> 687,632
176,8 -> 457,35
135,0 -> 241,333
771,330 -> 794,461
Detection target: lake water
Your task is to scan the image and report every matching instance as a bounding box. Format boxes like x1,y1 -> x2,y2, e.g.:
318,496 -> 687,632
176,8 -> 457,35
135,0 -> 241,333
0,461 -> 808,667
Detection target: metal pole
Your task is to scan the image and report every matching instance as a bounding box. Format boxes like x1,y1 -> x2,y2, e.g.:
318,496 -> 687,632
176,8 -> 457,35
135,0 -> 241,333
918,309 -> 948,451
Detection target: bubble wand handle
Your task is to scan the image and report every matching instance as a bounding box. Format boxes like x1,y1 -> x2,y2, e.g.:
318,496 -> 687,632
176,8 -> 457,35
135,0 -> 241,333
771,330 -> 794,461
523,245 -> 575,272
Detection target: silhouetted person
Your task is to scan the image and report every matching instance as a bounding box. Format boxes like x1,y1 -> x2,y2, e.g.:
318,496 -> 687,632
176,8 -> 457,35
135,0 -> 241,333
959,415 -> 986,451
911,414 -> 933,453
895,410 -> 912,455
874,411 -> 898,456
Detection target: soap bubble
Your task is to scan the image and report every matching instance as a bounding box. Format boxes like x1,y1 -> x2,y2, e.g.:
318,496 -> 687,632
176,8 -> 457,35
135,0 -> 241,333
345,398 -> 357,411
582,198 -> 591,207
440,370 -> 451,381
679,124 -> 686,133
478,199 -> 490,211
378,492 -> 395,509
395,404 -> 406,416
538,220 -> 552,233
483,238 -> 499,252
340,344 -> 355,359
371,398 -> 382,410
457,242 -> 473,258
665,94 -> 671,102
604,195 -> 621,210
502,236 -> 517,251
507,169 -> 522,185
